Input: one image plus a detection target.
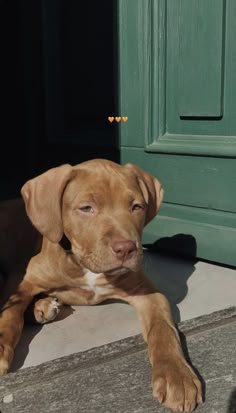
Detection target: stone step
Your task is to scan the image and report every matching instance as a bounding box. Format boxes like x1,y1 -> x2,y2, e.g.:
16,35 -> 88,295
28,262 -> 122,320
0,307 -> 236,413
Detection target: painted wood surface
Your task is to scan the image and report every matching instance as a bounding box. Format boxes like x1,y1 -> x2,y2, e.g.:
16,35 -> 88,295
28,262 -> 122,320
119,0 -> 236,265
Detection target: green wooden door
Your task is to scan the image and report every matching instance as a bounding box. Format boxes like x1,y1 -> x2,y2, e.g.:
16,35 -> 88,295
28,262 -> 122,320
118,0 -> 236,266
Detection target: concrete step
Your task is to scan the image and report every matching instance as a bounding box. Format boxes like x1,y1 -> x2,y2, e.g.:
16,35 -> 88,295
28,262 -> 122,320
0,307 -> 236,413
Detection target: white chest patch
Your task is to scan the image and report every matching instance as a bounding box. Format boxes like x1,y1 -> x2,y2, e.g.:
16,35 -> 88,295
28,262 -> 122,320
82,271 -> 111,296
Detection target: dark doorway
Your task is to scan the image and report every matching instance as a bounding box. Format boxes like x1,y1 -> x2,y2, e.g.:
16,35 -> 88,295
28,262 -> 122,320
0,0 -> 119,200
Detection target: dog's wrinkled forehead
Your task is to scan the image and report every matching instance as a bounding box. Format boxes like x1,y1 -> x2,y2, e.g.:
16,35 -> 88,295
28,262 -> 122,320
73,159 -> 136,183
63,161 -> 142,206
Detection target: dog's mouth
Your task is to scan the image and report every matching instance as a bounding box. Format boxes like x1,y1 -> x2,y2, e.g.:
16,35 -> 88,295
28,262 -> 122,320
105,266 -> 132,276
71,246 -> 143,275
82,262 -> 141,276
71,247 -> 143,275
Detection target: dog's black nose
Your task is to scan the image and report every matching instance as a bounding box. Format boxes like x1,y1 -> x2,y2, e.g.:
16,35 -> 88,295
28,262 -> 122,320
111,240 -> 137,261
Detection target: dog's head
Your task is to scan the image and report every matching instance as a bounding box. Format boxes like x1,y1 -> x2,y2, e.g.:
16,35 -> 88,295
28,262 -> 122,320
21,159 -> 163,275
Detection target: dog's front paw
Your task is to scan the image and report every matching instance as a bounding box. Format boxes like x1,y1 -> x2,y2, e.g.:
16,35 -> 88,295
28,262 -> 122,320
152,358 -> 202,412
34,297 -> 62,324
0,344 -> 14,375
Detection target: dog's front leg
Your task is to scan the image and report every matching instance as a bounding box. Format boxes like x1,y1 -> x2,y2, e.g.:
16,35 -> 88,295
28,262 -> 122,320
0,280 -> 39,375
117,274 -> 202,412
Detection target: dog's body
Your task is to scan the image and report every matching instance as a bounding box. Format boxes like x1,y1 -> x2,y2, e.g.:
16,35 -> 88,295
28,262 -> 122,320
0,159 -> 202,412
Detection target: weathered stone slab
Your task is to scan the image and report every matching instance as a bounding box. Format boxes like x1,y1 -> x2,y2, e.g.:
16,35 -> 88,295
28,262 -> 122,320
0,307 -> 236,413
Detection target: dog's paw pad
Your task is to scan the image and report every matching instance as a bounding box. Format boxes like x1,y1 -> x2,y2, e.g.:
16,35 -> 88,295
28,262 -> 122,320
34,297 -> 62,324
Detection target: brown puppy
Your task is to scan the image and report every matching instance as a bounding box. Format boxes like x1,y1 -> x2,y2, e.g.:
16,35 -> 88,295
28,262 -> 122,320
0,159 -> 202,412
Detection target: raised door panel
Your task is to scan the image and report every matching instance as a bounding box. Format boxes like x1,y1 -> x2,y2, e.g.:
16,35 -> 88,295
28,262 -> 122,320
146,0 -> 236,155
178,0 -> 224,117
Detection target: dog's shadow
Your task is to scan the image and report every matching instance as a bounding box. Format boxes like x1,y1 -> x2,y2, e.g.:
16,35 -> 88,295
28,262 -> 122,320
10,305 -> 74,372
227,388 -> 236,413
144,234 -> 197,323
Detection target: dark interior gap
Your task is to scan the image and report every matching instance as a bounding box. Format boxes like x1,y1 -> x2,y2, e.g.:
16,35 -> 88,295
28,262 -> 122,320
180,116 -> 223,121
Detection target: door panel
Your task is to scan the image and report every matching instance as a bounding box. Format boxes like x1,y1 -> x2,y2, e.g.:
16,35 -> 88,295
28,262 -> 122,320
122,151 -> 236,213
119,0 -> 236,266
166,0 -> 236,143
178,0 -> 224,117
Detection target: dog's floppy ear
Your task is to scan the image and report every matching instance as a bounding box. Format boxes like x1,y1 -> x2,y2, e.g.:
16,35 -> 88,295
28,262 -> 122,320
21,164 -> 73,242
124,163 -> 164,225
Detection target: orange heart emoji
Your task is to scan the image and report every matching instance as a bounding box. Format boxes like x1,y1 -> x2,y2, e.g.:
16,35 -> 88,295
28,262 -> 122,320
108,117 -> 114,123
115,117 -> 121,123
122,117 -> 128,122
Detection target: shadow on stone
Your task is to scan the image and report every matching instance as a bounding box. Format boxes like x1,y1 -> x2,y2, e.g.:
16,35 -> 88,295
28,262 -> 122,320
143,234 -> 197,323
227,388 -> 236,413
11,305 -> 74,372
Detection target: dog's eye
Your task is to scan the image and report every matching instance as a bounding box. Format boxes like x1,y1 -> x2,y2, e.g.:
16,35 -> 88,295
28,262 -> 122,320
79,205 -> 94,213
132,203 -> 144,212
